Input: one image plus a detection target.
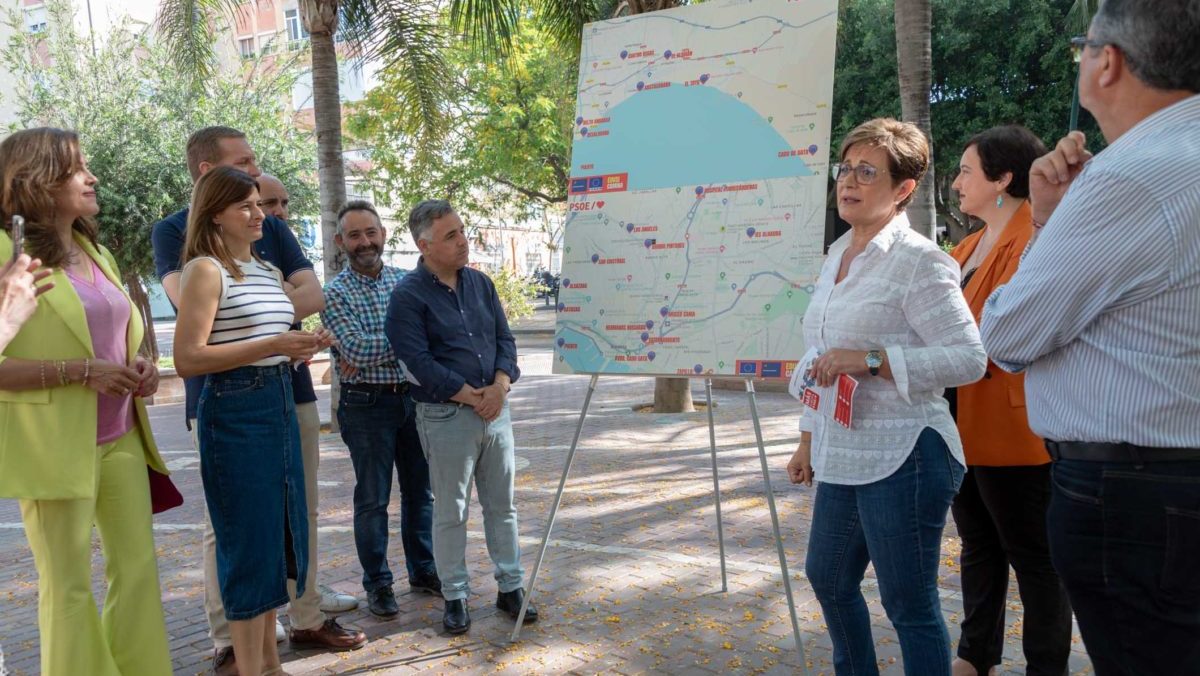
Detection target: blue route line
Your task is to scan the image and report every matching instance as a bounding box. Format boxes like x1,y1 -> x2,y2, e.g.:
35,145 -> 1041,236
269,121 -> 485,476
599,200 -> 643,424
662,270 -> 793,339
663,193 -> 704,318
558,319 -> 635,355
578,11 -> 835,96
562,190 -> 800,353
601,11 -> 833,34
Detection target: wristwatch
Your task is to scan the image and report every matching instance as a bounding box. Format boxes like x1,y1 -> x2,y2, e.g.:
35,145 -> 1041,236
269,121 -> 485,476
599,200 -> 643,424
865,350 -> 883,376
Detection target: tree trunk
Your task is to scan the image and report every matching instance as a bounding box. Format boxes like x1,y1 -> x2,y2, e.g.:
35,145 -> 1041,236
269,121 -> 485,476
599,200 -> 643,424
616,0 -> 692,412
894,0 -> 936,240
301,0 -> 346,428
653,376 -> 695,413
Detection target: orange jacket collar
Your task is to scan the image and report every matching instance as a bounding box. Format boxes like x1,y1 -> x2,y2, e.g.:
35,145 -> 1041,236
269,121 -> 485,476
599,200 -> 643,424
950,201 -> 1033,317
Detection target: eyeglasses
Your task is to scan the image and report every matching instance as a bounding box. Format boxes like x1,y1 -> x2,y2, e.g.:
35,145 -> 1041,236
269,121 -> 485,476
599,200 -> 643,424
834,162 -> 889,185
1069,36 -> 1105,63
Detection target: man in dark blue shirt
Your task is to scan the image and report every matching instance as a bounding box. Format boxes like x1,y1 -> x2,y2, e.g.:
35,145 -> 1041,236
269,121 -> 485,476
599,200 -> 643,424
151,126 -> 365,674
385,199 -> 535,635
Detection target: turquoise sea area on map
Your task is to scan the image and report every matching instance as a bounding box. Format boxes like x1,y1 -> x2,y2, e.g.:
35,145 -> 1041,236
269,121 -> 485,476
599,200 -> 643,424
556,326 -> 633,373
573,84 -> 814,190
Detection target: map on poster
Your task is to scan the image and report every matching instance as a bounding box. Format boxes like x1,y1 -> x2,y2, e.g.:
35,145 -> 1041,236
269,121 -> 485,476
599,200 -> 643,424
553,0 -> 838,379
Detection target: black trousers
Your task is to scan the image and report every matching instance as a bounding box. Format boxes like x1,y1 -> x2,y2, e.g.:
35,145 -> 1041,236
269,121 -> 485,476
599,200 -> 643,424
950,464 -> 1072,675
1048,458 -> 1200,676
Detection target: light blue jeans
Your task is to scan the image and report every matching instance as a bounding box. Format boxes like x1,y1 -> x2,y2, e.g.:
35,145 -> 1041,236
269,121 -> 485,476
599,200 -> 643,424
414,401 -> 524,601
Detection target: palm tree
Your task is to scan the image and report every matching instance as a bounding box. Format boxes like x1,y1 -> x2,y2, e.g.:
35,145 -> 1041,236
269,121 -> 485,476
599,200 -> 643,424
154,0 -> 600,284
1066,0 -> 1099,34
893,0 -> 935,240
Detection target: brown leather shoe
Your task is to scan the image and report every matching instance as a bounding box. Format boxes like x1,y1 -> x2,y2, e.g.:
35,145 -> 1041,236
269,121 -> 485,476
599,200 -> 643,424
288,617 -> 368,651
211,646 -> 237,676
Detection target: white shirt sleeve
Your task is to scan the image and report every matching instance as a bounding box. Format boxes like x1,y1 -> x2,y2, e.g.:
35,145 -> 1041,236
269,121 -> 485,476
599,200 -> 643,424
888,248 -> 987,403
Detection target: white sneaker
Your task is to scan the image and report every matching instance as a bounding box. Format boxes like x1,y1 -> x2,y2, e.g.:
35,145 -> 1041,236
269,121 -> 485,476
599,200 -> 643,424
318,584 -> 360,613
275,619 -> 286,643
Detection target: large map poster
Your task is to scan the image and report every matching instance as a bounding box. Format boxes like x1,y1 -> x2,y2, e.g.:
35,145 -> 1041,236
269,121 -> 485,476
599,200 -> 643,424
553,0 -> 838,379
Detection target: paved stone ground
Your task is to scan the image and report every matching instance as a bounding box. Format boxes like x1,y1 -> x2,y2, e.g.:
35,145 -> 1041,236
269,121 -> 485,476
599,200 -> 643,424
0,342 -> 1095,674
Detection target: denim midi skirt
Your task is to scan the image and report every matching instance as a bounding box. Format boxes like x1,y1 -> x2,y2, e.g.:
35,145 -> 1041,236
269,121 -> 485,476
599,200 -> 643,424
197,363 -> 309,621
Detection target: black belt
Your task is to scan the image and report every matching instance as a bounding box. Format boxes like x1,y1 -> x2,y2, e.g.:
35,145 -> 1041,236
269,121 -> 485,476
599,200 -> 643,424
343,382 -> 410,395
1045,440 -> 1200,464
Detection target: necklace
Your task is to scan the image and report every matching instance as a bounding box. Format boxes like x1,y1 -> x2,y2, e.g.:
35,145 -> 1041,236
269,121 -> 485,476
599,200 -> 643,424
65,243 -> 93,282
965,228 -> 999,272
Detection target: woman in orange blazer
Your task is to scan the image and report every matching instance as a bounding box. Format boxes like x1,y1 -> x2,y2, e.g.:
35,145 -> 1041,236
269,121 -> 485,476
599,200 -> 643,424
947,126 -> 1072,676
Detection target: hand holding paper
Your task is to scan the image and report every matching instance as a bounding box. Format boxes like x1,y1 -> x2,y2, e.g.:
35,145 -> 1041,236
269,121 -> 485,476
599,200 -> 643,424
791,347 -> 860,429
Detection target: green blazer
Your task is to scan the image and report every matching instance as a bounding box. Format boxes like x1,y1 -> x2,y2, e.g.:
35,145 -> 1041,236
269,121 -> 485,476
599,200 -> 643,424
0,231 -> 168,500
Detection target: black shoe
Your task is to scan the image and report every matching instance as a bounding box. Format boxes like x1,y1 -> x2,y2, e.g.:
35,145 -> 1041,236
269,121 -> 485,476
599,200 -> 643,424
409,572 -> 443,597
367,585 -> 399,618
443,599 -> 470,634
496,588 -> 538,624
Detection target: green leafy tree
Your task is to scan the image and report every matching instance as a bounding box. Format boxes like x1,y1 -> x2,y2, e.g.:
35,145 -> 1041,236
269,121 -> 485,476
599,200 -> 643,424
831,0 -> 1102,242
3,1 -> 319,357
348,19 -> 577,255
491,267 -> 541,321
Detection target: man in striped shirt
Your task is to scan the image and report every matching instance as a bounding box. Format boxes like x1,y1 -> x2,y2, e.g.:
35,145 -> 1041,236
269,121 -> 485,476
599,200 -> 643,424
979,1 -> 1200,672
321,200 -> 439,619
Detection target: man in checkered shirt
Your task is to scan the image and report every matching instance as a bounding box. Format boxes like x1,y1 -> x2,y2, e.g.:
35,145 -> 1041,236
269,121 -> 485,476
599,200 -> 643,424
321,200 -> 439,619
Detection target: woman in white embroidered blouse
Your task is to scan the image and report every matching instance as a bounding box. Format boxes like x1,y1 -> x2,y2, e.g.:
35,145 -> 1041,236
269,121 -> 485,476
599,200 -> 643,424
786,118 -> 986,676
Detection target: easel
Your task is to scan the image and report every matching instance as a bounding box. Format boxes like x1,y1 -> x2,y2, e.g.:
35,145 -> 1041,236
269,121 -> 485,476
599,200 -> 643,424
510,374 -> 810,675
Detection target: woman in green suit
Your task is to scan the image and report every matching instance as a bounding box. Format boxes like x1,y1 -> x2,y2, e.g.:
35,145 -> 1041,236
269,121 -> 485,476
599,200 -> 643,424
0,128 -> 172,675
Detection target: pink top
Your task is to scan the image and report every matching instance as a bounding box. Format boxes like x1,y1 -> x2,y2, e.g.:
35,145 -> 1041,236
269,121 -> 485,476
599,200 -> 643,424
67,256 -> 135,445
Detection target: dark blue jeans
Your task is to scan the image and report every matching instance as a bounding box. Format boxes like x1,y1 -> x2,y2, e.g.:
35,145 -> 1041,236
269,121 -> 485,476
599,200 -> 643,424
806,428 -> 965,676
337,385 -> 435,591
199,364 -> 308,620
1048,458 -> 1200,675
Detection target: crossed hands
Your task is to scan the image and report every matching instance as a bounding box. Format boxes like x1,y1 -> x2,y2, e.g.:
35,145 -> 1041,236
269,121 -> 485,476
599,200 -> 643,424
452,382 -> 507,421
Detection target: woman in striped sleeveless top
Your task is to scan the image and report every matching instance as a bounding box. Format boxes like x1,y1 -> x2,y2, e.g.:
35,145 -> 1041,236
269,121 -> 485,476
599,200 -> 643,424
173,167 -> 331,676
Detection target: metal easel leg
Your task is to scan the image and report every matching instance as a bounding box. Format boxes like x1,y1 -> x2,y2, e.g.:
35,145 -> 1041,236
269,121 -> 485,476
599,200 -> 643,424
704,379 -> 728,592
511,373 -> 600,641
745,379 -> 809,674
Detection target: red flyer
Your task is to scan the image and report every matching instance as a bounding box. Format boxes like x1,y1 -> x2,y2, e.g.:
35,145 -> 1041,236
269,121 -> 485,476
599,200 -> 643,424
833,374 -> 859,428
802,388 -> 820,411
